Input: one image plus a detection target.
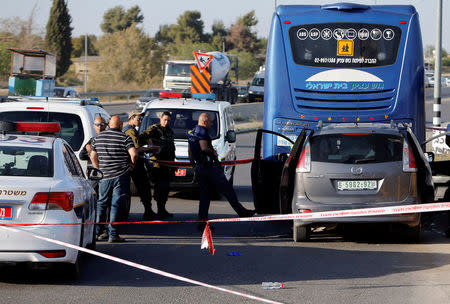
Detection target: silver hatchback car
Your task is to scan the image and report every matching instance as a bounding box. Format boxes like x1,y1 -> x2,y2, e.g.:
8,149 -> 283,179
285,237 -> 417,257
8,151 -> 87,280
286,123 -> 433,242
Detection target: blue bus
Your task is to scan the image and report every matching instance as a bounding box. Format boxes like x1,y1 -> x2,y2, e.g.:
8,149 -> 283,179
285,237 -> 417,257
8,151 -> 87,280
252,3 -> 425,214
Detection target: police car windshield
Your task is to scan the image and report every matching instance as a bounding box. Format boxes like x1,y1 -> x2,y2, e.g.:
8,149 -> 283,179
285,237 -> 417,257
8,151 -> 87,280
140,109 -> 220,140
0,112 -> 85,151
310,133 -> 403,164
0,146 -> 53,177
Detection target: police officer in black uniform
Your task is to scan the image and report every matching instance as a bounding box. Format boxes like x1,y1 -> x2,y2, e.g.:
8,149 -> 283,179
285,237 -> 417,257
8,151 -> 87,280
124,110 -> 160,220
139,111 -> 175,218
188,112 -> 255,224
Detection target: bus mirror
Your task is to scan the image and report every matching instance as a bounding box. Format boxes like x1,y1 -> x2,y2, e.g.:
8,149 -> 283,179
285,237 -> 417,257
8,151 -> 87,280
425,152 -> 434,162
226,130 -> 236,143
446,125 -> 450,148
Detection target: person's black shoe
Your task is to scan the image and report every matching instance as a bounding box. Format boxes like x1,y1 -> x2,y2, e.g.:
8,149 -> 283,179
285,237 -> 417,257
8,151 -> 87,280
157,209 -> 174,219
239,209 -> 256,218
143,210 -> 157,221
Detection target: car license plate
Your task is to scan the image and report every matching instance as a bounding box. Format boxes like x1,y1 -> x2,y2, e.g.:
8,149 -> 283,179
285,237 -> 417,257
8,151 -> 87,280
0,207 -> 12,220
175,169 -> 186,177
255,97 -> 262,101
337,180 -> 377,191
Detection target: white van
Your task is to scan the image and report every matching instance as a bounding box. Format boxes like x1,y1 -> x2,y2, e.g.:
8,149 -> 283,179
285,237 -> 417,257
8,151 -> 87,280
248,69 -> 265,102
0,96 -> 110,173
139,96 -> 237,187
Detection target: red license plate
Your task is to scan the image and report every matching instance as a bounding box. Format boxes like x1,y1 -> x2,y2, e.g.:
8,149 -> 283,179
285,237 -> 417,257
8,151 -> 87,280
0,207 -> 12,220
175,169 -> 186,176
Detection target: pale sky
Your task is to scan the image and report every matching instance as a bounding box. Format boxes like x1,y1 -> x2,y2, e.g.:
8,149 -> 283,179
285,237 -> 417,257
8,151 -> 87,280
1,0 -> 449,50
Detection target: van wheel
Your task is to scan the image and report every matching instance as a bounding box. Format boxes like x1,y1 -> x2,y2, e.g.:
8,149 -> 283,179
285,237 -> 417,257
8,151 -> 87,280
405,223 -> 422,243
293,222 -> 310,242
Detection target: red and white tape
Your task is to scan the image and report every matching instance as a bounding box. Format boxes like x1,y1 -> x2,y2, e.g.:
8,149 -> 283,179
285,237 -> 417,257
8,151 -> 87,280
209,202 -> 450,223
0,225 -> 282,304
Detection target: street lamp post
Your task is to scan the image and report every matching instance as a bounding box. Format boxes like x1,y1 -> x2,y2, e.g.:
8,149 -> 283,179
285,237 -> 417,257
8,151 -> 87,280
433,0 -> 443,127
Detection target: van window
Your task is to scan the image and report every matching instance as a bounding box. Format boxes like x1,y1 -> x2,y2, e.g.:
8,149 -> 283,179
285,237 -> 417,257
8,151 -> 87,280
310,133 -> 403,164
0,112 -> 85,151
252,77 -> 264,87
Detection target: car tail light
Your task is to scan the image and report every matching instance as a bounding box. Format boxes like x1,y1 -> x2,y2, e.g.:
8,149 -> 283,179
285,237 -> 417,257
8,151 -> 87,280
402,140 -> 417,172
37,250 -> 66,258
296,142 -> 311,173
29,192 -> 74,211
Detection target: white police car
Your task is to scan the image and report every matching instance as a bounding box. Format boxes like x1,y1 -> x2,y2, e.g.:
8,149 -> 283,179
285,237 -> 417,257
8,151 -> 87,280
139,92 -> 237,187
0,122 -> 101,278
0,96 -> 111,173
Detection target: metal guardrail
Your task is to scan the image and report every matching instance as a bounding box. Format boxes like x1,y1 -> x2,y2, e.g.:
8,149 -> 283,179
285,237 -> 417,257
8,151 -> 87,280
79,90 -> 148,102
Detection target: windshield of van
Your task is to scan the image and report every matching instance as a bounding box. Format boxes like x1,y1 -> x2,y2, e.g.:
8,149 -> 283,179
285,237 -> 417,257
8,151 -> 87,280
252,77 -> 264,87
310,133 -> 403,164
0,112 -> 85,151
289,23 -> 401,67
139,109 -> 220,140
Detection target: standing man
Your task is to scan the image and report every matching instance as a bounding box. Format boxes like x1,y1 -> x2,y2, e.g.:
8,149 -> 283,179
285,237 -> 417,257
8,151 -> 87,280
139,111 -> 175,219
124,110 -> 160,220
188,113 -> 255,225
91,115 -> 137,243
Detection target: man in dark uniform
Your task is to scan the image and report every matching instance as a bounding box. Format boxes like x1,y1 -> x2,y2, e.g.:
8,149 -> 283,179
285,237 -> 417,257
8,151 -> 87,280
188,112 -> 255,224
124,110 -> 160,220
139,111 -> 175,218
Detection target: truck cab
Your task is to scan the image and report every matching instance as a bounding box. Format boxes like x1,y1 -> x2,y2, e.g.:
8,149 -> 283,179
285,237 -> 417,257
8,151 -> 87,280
163,60 -> 196,92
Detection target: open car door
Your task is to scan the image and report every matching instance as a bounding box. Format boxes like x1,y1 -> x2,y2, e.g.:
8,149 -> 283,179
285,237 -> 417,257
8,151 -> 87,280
279,129 -> 308,214
251,129 -> 295,214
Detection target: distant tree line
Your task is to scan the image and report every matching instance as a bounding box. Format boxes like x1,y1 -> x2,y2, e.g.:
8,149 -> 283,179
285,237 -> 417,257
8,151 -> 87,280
1,3 -> 448,90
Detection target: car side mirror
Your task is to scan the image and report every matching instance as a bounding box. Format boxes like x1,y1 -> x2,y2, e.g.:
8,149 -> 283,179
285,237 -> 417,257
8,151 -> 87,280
425,152 -> 434,162
225,130 -> 236,143
87,167 -> 103,181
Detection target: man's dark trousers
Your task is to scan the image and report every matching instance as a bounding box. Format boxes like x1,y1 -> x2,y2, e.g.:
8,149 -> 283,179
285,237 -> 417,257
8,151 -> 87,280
195,163 -> 248,220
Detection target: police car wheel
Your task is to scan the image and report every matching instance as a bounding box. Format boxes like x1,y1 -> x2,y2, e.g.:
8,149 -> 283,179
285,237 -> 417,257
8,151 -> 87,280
0,121 -> 16,132
62,255 -> 80,280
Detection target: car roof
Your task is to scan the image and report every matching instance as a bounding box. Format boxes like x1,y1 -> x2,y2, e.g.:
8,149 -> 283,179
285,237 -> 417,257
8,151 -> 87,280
0,134 -> 56,149
0,96 -> 102,108
313,123 -> 404,136
143,98 -> 229,112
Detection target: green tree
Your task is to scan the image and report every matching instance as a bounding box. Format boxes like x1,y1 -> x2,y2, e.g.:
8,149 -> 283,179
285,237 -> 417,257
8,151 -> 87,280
228,49 -> 261,80
90,25 -> 162,90
226,11 -> 259,53
0,42 -> 10,81
72,35 -> 98,58
156,11 -> 205,45
45,0 -> 73,77
101,5 -> 144,34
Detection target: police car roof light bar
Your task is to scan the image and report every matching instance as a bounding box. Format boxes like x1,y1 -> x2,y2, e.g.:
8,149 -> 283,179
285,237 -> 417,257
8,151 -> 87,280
159,91 -> 215,100
15,122 -> 61,133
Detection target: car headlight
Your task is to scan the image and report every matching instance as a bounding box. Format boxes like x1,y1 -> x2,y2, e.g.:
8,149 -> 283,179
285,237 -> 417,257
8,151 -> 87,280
248,90 -> 254,94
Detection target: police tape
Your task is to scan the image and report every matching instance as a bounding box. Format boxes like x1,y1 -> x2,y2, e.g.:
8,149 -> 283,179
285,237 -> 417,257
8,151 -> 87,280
150,157 -> 255,168
0,225 -> 282,304
2,202 -> 450,228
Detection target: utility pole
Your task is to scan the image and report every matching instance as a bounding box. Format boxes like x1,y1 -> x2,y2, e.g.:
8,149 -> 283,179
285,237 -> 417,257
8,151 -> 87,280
433,0 -> 442,126
84,34 -> 88,93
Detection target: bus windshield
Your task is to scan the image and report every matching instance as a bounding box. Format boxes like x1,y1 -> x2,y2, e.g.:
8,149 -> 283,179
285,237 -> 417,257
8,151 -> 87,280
289,23 -> 401,68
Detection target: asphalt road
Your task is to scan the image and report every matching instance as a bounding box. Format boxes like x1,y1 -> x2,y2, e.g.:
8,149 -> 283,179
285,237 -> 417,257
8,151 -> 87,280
1,132 -> 450,304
